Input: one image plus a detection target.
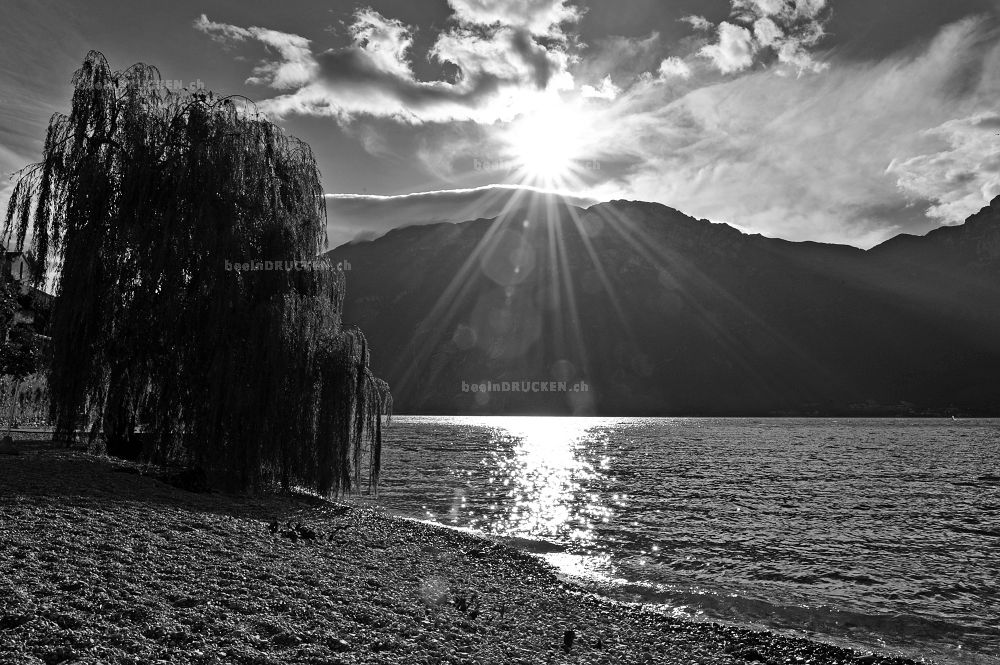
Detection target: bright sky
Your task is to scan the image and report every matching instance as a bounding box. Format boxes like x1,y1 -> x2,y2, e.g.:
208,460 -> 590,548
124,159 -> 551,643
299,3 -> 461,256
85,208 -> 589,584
2,0 -> 999,249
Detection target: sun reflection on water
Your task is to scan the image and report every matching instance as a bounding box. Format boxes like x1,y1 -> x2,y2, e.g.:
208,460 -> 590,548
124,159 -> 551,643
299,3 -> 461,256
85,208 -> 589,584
476,417 -> 613,546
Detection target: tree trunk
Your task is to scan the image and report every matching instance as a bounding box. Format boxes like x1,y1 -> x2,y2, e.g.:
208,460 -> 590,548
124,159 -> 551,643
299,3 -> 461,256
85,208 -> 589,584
6,380 -> 20,436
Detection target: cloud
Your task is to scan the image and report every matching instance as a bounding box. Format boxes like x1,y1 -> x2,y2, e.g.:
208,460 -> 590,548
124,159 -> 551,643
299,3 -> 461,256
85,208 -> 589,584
753,18 -> 784,48
733,0 -> 827,21
580,75 -> 620,99
429,26 -> 566,91
194,14 -> 316,89
694,0 -> 829,74
658,57 -> 692,79
680,16 -> 713,32
347,8 -> 414,79
573,32 -> 664,86
588,15 -> 1000,247
889,113 -> 1000,224
197,8 -> 576,124
445,0 -> 583,36
700,23 -> 756,74
195,4 -> 1000,249
325,184 -> 599,247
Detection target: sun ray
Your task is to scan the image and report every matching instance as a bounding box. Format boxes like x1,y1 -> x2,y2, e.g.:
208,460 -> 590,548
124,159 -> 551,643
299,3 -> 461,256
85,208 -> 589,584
390,187 -> 557,396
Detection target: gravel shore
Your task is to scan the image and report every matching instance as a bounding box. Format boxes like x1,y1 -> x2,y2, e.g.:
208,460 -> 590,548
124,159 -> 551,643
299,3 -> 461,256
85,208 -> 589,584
0,437 -> 924,665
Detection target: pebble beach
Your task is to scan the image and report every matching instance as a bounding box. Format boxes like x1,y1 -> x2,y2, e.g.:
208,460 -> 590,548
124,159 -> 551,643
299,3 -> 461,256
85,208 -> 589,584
0,437 -> 924,665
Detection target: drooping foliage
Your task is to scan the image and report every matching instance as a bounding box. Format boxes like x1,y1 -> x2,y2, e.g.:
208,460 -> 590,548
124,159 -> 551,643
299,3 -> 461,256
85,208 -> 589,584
3,51 -> 390,494
0,372 -> 49,429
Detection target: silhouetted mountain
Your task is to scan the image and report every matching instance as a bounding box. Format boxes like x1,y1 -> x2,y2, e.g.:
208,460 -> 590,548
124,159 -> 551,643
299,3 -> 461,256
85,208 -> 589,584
327,197 -> 1000,416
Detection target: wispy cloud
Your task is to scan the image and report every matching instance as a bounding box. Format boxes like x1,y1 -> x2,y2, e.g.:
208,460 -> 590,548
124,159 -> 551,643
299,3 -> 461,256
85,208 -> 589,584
325,184 -> 599,247
194,15 -> 317,89
592,15 -> 1000,246
889,112 -> 1000,224
680,16 -> 714,32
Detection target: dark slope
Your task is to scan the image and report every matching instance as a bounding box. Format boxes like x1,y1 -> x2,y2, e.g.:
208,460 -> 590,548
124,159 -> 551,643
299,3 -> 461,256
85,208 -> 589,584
328,197 -> 1000,415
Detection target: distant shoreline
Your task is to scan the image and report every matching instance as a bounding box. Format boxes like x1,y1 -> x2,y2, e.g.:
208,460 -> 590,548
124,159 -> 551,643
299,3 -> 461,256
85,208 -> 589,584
0,435 -> 923,665
381,413 -> 998,419
5,414 -> 998,437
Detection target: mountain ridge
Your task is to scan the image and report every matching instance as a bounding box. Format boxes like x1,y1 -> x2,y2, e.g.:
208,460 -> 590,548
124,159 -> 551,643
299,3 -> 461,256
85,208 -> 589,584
338,195 -> 1000,255
327,195 -> 1000,416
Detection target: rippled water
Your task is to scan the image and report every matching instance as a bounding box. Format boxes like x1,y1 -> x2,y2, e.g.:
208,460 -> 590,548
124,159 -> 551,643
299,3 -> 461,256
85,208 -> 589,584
366,417 -> 1000,664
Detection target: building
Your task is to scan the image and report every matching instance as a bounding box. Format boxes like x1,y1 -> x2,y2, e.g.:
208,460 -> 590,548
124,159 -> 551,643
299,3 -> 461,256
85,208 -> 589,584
1,251 -> 53,338
3,251 -> 39,288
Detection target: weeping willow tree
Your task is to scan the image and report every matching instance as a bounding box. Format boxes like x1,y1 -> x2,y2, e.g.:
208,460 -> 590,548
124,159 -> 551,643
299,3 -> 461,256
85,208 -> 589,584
2,51 -> 390,494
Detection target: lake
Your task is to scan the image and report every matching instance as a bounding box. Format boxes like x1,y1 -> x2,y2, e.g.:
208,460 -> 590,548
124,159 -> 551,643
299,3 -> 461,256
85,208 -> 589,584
365,417 -> 1000,664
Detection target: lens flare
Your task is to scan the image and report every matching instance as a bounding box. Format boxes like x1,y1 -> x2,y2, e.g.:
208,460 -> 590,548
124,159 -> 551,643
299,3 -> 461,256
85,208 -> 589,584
503,99 -> 593,186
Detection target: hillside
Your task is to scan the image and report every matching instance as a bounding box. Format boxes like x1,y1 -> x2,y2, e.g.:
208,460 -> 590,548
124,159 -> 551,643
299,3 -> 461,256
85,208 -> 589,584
327,197 -> 1000,416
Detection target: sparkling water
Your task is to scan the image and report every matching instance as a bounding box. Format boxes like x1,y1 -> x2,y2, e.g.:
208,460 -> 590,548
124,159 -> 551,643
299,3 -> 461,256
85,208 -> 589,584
366,416 -> 1000,664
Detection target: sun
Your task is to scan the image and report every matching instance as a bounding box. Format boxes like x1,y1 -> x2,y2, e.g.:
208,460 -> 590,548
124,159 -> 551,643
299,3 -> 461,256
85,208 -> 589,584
503,99 -> 592,185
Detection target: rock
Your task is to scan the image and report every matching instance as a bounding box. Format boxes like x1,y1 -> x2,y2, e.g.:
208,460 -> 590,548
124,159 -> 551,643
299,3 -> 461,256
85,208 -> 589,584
0,435 -> 19,456
739,648 -> 767,662
50,613 -> 83,630
42,647 -> 77,664
326,637 -> 351,652
283,522 -> 316,541
563,629 -> 575,653
271,630 -> 301,646
278,522 -> 319,542
0,614 -> 31,630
